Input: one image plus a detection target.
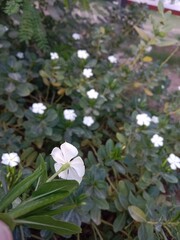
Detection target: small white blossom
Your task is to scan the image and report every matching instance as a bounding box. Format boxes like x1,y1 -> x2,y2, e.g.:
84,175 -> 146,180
145,46 -> 152,52
136,113 -> 151,126
178,86 -> 180,91
63,109 -> 77,121
161,85 -> 165,89
30,103 -> 47,114
83,68 -> 93,78
50,52 -> 59,60
51,142 -> 85,184
16,52 -> 24,59
87,89 -> 99,99
77,50 -> 89,59
151,116 -> 159,124
151,134 -> 164,147
83,116 -> 95,127
167,153 -> 180,170
108,55 -> 117,64
1,153 -> 20,167
72,33 -> 81,40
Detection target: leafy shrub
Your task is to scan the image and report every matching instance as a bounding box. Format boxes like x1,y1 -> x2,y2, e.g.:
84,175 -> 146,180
0,0 -> 179,239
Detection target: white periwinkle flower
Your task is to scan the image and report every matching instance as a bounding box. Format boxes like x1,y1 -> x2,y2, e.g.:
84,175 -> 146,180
151,116 -> 159,124
30,103 -> 47,114
72,33 -> 81,40
77,50 -> 89,59
16,52 -> 24,59
1,153 -> 20,167
51,142 -> 85,183
83,116 -> 95,127
50,52 -> 59,60
136,113 -> 151,126
167,153 -> 180,170
83,68 -> 93,78
151,134 -> 164,147
63,109 -> 77,121
87,89 -> 99,99
108,55 -> 117,64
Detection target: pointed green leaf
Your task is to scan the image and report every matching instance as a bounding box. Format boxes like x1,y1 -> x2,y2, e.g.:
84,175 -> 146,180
113,212 -> 127,233
9,191 -> 70,219
134,26 -> 150,41
32,180 -> 78,198
162,174 -> 178,183
0,167 -> 43,212
128,206 -> 147,222
16,215 -> 81,235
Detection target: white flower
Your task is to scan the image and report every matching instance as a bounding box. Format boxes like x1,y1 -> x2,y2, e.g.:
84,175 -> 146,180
108,55 -> 117,64
83,68 -> 93,78
1,153 -> 20,167
178,86 -> 180,91
30,103 -> 47,114
151,116 -> 159,124
50,52 -> 59,60
87,89 -> 99,99
51,142 -> 85,183
83,116 -> 94,127
167,153 -> 180,170
72,33 -> 81,40
145,46 -> 152,53
16,52 -> 24,59
151,134 -> 164,147
77,50 -> 89,59
63,109 -> 77,121
136,113 -> 151,126
161,85 -> 165,89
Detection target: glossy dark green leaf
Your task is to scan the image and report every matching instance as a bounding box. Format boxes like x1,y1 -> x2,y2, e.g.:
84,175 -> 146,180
6,98 -> 18,112
162,174 -> 178,183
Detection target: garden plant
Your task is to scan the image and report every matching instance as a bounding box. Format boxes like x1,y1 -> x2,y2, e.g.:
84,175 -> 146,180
0,0 -> 179,239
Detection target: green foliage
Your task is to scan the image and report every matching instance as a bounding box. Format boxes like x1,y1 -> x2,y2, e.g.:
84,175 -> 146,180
0,0 -> 179,239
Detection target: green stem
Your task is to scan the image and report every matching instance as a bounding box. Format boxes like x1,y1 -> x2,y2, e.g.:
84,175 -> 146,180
160,45 -> 179,68
46,163 -> 70,182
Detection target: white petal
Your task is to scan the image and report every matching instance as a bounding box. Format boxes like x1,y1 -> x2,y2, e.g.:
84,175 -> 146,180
54,163 -> 68,179
61,142 -> 78,162
70,156 -> 85,177
51,147 -> 66,163
175,162 -> 180,169
9,161 -> 18,167
67,167 -> 82,183
170,163 -> 177,170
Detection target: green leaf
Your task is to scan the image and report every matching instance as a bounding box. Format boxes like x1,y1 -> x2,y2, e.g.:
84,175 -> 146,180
116,133 -> 126,144
0,213 -> 16,230
162,173 -> 178,183
16,215 -> 81,235
138,223 -> 155,240
32,180 -> 78,198
93,197 -> 109,210
9,192 -> 70,219
105,139 -> 114,154
113,212 -> 127,233
6,98 -> 18,112
134,26 -> 150,41
0,167 -> 43,212
128,206 -> 147,222
9,180 -> 78,218
16,83 -> 34,97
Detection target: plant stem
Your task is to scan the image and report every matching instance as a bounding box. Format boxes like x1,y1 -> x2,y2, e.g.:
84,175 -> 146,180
46,163 -> 70,182
92,222 -> 103,240
160,45 -> 179,68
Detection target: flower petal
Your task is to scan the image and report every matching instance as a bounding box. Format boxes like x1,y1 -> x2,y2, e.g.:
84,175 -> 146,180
51,147 -> 66,164
61,142 -> 78,162
67,167 -> 82,184
70,156 -> 85,177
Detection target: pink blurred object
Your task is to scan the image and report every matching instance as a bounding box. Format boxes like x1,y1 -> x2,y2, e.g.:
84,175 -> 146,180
0,221 -> 13,240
